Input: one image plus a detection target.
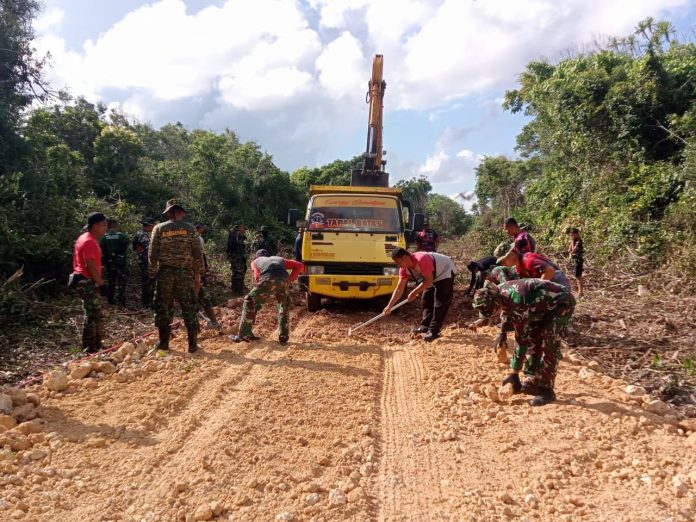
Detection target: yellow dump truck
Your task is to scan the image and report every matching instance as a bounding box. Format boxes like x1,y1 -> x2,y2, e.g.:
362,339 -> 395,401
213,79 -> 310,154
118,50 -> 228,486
292,185 -> 420,311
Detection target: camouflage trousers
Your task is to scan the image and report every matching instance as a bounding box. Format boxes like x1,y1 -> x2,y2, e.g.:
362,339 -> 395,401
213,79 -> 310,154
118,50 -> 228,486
238,279 -> 290,338
138,261 -> 153,308
105,259 -> 128,306
511,300 -> 575,390
230,259 -> 247,295
154,266 -> 199,332
76,280 -> 104,352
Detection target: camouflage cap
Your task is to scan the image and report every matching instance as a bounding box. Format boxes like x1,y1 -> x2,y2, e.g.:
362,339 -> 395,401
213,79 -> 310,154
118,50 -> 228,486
471,283 -> 501,318
493,241 -> 512,258
163,198 -> 186,214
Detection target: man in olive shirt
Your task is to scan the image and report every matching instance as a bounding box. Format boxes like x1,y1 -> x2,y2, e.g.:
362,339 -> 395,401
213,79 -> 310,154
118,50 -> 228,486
100,218 -> 129,307
149,199 -> 204,353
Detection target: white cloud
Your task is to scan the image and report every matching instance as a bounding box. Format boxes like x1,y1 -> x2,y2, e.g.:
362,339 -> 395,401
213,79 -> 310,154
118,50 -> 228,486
418,147 -> 483,184
35,0 -> 689,171
316,32 -> 365,99
34,7 -> 64,34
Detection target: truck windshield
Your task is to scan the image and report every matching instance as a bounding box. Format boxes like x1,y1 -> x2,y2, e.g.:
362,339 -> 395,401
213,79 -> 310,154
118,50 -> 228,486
308,195 -> 401,232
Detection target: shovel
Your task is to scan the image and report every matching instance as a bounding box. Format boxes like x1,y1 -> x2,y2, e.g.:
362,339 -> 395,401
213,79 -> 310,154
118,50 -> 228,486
347,299 -> 409,337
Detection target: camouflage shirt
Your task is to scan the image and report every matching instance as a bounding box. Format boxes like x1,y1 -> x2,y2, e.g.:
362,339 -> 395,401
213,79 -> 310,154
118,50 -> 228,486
250,236 -> 277,257
132,228 -> 151,265
148,220 -> 203,277
496,279 -> 575,332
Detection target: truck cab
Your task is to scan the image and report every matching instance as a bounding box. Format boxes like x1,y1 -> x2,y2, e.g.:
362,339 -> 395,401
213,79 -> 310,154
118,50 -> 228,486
290,185 -> 422,311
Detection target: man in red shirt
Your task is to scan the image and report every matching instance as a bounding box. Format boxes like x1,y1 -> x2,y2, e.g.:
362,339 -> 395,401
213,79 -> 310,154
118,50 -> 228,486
71,212 -> 108,353
507,251 -> 572,292
383,247 -> 457,341
415,221 -> 440,252
230,249 -> 304,344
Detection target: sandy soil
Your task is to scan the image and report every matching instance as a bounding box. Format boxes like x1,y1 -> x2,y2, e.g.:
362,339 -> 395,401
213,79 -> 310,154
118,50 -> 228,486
0,293 -> 695,521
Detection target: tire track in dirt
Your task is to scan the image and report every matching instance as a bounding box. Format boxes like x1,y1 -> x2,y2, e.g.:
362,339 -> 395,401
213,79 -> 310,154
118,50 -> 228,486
123,342 -> 284,519
378,344 -> 445,521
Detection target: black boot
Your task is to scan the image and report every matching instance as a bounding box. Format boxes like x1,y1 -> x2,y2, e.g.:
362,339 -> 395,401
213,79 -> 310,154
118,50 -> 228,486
156,326 -> 170,350
521,381 -> 542,396
187,328 -> 199,353
529,388 -> 556,407
502,373 -> 522,394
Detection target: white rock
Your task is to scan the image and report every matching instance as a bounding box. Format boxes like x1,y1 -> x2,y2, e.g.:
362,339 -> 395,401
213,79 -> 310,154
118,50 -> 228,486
644,400 -> 670,416
672,476 -> 689,497
361,424 -> 372,436
305,493 -> 321,506
578,367 -> 594,381
498,384 -> 515,402
192,503 -> 213,521
329,489 -> 347,505
525,494 -> 538,505
70,364 -> 92,380
43,370 -> 69,391
0,395 -> 13,415
360,462 -> 374,476
276,512 -> 295,521
624,385 -> 647,397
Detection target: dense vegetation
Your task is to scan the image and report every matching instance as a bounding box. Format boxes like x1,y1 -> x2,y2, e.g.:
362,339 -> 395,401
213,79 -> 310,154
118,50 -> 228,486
471,19 -> 696,278
3,0 -> 696,316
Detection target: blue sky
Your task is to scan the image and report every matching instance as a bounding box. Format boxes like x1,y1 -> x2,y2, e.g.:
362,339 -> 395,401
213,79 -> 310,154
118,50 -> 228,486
36,0 -> 696,205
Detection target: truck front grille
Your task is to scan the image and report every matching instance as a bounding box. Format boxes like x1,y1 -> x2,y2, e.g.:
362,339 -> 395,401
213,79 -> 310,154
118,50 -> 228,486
319,263 -> 388,276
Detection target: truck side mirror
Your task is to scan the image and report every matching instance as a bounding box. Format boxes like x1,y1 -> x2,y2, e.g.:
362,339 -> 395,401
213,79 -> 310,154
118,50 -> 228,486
413,213 -> 425,233
287,209 -> 299,227
296,219 -> 308,228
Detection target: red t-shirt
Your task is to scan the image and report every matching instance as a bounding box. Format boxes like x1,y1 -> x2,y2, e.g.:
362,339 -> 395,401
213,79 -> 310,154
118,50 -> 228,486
398,252 -> 435,281
518,252 -> 554,278
251,258 -> 304,283
73,232 -> 102,279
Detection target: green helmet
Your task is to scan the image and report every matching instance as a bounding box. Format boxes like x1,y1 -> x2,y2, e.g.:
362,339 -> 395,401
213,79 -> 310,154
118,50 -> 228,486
472,283 -> 501,317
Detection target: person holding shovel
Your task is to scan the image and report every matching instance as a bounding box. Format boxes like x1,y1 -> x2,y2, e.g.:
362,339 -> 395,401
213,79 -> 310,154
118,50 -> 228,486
229,249 -> 304,345
383,247 -> 457,342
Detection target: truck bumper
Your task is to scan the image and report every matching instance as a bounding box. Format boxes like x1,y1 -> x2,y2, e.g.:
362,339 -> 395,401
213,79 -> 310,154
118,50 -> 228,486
300,274 -> 397,299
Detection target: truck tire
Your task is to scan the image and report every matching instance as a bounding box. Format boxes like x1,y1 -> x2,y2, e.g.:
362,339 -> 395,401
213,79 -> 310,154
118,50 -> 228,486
306,292 -> 322,312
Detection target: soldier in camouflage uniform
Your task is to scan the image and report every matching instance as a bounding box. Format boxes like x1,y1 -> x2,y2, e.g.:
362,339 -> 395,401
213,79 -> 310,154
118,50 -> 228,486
471,279 -> 575,406
100,219 -> 129,307
230,249 -> 304,344
195,223 -> 221,329
149,199 -> 204,353
132,218 -> 156,308
250,226 -> 278,257
226,222 -> 247,295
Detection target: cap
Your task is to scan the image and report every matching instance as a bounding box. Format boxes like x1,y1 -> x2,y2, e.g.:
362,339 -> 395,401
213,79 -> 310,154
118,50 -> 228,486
141,217 -> 156,226
87,212 -> 107,228
504,217 -> 518,226
163,198 -> 186,214
255,249 -> 270,259
493,241 -> 512,258
471,283 -> 501,317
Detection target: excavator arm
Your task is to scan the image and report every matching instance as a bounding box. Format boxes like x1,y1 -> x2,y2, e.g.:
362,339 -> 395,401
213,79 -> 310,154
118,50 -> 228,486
352,54 -> 389,187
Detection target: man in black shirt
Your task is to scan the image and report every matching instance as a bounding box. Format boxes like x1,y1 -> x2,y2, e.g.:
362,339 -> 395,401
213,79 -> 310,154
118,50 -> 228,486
567,227 -> 585,297
464,256 -> 497,297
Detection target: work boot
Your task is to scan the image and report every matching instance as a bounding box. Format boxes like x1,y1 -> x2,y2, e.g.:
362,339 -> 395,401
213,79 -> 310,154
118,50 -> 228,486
529,388 -> 556,407
203,306 -> 222,330
229,333 -> 259,343
279,335 -> 289,345
155,326 -> 170,351
411,325 -> 429,334
520,380 -> 542,396
501,373 -> 522,394
187,328 -> 199,353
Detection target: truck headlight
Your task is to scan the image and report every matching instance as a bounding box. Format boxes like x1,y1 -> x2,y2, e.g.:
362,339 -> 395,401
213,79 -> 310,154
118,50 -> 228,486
308,266 -> 325,275
383,267 -> 398,276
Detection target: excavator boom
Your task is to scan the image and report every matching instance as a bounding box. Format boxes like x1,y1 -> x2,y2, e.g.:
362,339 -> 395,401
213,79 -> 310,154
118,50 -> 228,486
352,54 -> 389,187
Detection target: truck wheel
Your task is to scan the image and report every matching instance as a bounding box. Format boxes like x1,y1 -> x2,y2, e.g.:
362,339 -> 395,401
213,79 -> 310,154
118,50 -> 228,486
306,292 -> 322,312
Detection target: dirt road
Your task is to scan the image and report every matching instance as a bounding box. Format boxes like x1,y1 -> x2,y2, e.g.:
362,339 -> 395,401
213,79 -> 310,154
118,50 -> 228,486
0,299 -> 695,521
